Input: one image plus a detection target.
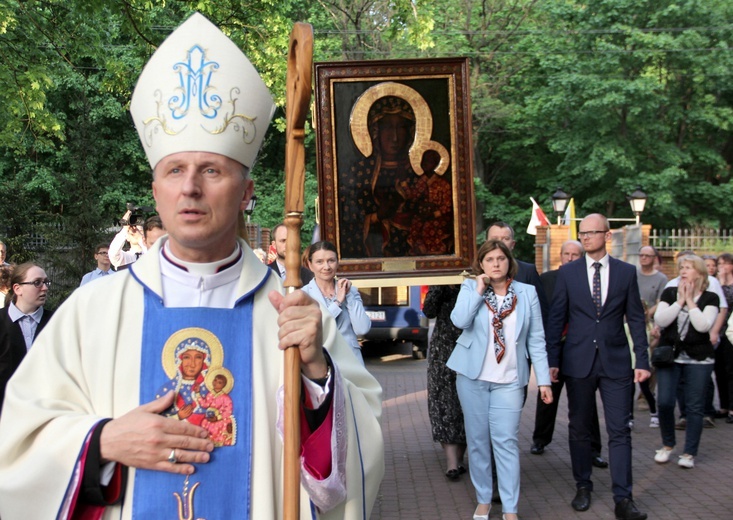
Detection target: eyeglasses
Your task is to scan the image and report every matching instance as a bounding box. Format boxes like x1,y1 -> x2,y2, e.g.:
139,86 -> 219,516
578,230 -> 607,238
17,279 -> 51,288
96,251 -> 109,255
639,254 -> 656,258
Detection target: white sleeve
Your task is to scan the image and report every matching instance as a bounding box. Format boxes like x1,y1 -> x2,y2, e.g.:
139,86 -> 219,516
108,229 -> 136,268
654,300 -> 680,328
301,372 -> 332,407
688,305 -> 719,333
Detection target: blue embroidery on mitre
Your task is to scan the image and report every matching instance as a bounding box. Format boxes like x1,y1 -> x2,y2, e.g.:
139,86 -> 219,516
130,13 -> 276,171
170,44 -> 221,120
141,44 -> 257,148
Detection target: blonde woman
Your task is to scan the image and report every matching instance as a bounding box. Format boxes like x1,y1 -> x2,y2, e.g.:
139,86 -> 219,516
654,254 -> 719,468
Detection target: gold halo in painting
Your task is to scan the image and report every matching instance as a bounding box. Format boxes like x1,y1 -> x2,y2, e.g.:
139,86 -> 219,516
204,366 -> 235,395
349,81 -> 450,176
161,327 -> 224,379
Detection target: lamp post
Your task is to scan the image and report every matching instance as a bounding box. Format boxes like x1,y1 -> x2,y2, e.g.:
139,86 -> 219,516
551,187 -> 570,225
626,187 -> 647,226
244,195 -> 257,223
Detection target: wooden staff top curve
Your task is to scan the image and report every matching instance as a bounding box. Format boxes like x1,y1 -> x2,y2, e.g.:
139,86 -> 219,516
284,22 -> 314,215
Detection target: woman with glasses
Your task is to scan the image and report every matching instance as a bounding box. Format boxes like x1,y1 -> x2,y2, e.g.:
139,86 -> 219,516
0,262 -> 54,409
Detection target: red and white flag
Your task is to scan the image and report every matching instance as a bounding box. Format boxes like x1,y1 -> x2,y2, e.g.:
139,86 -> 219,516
527,197 -> 550,235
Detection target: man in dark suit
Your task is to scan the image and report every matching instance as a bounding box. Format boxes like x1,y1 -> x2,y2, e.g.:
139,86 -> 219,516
268,223 -> 313,285
531,240 -> 607,468
547,214 -> 650,520
0,263 -> 54,410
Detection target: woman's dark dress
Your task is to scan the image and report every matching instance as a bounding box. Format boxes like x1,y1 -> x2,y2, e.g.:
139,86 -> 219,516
424,284 -> 466,444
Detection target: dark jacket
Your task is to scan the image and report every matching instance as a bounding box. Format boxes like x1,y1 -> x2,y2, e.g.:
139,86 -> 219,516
546,256 -> 650,379
0,305 -> 54,410
516,259 -> 549,329
267,260 -> 313,286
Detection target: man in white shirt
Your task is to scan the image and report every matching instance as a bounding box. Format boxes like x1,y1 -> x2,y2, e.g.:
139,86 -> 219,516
108,215 -> 167,270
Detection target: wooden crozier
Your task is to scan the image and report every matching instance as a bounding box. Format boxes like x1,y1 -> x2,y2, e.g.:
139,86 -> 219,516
283,22 -> 313,520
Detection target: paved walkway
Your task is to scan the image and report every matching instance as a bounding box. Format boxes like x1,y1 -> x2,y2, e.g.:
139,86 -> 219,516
365,347 -> 733,519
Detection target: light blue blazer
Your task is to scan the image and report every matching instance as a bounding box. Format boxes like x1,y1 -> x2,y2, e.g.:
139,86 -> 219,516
447,278 -> 550,387
301,279 -> 372,351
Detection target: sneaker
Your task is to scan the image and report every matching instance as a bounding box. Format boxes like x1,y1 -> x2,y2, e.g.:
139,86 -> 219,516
678,454 -> 694,468
650,416 -> 659,428
703,416 -> 715,428
628,419 -> 635,431
675,417 -> 687,430
654,447 -> 673,463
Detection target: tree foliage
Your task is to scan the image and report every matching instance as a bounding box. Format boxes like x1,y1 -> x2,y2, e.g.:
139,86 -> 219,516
0,0 -> 732,294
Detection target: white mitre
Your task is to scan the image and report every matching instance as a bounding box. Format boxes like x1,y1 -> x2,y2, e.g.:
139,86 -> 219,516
130,12 -> 276,170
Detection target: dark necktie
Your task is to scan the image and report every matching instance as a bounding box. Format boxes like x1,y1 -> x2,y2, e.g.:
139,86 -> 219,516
592,262 -> 602,317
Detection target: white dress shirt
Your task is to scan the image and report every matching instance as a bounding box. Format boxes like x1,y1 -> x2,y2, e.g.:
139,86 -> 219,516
586,254 -> 610,306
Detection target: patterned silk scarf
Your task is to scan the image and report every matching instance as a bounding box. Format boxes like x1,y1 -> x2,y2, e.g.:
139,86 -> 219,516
483,279 -> 518,363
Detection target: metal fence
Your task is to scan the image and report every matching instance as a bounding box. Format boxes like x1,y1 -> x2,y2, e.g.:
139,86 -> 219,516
649,228 -> 733,253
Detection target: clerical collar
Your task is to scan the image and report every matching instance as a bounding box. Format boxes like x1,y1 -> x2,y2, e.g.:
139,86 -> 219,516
162,241 -> 241,275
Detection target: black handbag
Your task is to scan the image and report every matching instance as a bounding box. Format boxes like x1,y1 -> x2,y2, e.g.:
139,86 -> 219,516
651,345 -> 675,368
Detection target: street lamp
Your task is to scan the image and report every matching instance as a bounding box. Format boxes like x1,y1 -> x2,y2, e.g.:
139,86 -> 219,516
244,195 -> 257,223
551,187 -> 570,225
626,187 -> 647,225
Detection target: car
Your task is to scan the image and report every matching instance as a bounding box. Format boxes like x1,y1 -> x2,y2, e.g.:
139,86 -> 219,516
358,284 -> 429,359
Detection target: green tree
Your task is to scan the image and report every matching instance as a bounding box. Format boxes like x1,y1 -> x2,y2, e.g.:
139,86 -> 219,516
491,0 -> 733,232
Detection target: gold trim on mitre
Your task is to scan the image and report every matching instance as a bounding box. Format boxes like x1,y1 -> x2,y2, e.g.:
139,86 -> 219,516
130,12 -> 276,170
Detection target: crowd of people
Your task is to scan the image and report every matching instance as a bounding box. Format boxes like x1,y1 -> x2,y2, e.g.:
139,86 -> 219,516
5,201 -> 731,520
424,221 -> 733,520
0,11 -> 731,520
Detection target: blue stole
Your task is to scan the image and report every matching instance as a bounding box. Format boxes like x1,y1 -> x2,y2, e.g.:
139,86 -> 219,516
133,287 -> 253,519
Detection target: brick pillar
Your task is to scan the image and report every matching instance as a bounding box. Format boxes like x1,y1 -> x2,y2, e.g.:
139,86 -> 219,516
535,226 -> 548,274
535,225 -> 573,273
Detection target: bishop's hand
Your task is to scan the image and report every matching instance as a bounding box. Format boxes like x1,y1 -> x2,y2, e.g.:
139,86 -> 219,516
269,289 -> 328,380
100,391 -> 213,475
